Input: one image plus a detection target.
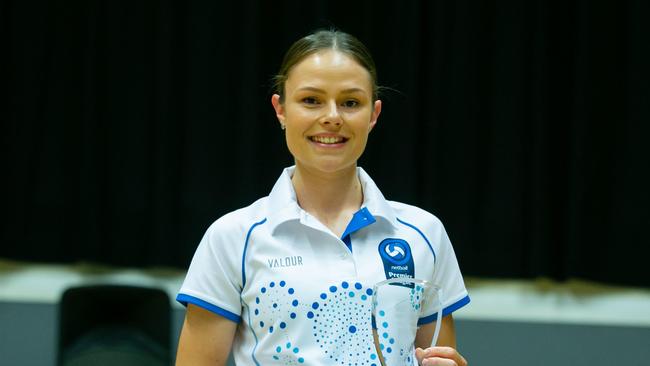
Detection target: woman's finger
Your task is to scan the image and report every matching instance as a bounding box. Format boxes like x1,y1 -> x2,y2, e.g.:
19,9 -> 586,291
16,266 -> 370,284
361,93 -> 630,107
419,346 -> 467,366
421,357 -> 458,366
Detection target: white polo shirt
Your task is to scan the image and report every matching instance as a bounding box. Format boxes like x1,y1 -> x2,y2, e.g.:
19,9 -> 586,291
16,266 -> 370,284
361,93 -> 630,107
177,166 -> 470,366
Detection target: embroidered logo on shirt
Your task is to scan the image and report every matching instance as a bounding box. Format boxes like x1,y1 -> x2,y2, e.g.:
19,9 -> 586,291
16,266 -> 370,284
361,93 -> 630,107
378,238 -> 415,280
268,256 -> 303,268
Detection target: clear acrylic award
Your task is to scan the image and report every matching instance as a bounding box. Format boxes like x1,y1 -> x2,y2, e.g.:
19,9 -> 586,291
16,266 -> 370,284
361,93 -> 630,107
371,278 -> 443,366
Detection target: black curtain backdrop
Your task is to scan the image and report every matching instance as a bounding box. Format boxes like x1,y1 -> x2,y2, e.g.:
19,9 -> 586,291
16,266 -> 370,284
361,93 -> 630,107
2,1 -> 649,287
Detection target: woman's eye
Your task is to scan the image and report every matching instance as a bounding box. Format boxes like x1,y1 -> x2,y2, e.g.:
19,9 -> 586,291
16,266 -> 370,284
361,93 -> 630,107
302,97 -> 319,105
342,100 -> 359,108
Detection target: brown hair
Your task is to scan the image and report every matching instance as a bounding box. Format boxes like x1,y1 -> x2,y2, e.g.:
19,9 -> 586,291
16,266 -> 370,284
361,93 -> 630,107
273,29 -> 380,103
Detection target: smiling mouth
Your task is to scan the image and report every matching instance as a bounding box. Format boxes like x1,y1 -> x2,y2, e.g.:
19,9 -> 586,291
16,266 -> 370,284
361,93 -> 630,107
309,136 -> 348,144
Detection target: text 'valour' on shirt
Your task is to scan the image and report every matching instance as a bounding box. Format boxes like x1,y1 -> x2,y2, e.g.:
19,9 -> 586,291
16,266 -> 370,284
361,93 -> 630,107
177,166 -> 470,366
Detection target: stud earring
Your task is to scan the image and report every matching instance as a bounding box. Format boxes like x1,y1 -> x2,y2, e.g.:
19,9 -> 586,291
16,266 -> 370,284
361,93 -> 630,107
280,124 -> 286,130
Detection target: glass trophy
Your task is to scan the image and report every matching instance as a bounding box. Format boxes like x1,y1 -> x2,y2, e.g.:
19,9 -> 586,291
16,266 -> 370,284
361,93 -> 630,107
371,278 -> 443,366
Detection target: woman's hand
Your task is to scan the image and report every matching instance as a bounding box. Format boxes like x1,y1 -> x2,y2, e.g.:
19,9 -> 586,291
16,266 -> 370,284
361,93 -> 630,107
415,346 -> 468,366
414,315 -> 467,365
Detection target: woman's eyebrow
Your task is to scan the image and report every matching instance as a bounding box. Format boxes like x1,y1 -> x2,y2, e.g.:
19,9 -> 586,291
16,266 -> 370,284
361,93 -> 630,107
296,86 -> 367,94
296,86 -> 326,93
341,88 -> 366,94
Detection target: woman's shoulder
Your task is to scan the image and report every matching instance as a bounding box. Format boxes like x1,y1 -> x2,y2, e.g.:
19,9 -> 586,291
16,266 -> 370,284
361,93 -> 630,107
204,196 -> 271,238
386,200 -> 444,229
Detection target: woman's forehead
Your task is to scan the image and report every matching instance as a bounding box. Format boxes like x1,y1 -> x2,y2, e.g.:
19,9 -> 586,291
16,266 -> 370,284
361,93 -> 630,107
286,50 -> 372,92
306,50 -> 355,67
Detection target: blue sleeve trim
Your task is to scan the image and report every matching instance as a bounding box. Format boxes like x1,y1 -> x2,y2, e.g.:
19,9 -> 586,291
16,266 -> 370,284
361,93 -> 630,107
396,217 -> 437,263
417,294 -> 471,325
176,293 -> 241,323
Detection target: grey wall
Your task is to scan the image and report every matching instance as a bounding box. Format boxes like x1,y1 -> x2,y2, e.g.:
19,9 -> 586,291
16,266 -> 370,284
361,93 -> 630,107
1,301 -> 648,366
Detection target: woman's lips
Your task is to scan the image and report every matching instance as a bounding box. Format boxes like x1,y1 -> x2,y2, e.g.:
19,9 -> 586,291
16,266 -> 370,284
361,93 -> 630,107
309,135 -> 347,144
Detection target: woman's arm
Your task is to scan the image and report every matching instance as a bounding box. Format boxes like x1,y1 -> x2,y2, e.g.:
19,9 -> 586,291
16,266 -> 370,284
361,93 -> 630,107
175,304 -> 237,366
414,314 -> 468,366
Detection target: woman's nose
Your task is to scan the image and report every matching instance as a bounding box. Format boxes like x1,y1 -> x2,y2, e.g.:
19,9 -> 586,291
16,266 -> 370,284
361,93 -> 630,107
322,101 -> 342,126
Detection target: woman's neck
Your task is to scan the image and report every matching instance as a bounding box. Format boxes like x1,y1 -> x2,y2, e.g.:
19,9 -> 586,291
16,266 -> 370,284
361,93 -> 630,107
291,163 -> 363,237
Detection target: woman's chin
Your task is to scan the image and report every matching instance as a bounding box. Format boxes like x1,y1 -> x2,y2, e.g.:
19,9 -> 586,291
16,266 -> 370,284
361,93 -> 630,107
295,159 -> 358,175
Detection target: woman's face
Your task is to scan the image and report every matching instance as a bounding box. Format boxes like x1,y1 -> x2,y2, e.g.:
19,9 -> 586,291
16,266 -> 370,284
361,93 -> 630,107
272,50 -> 381,175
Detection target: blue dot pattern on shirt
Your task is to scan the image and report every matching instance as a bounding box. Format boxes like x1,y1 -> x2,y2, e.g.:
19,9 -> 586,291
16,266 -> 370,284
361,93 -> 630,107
252,279 -> 386,365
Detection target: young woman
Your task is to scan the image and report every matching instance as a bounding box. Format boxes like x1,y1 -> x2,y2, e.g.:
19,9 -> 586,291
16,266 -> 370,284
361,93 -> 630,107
175,29 -> 470,366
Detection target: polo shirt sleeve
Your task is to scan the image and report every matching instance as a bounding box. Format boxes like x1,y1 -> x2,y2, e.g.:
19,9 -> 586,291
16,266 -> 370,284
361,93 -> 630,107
176,217 -> 244,323
433,224 -> 470,316
423,219 -> 470,321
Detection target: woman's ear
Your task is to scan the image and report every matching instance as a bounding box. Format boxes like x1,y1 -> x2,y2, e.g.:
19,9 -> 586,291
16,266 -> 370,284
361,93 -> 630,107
271,94 -> 286,126
369,99 -> 382,131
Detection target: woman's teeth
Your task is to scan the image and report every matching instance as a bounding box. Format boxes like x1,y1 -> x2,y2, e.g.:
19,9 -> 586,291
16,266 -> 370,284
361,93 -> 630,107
311,136 -> 344,144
